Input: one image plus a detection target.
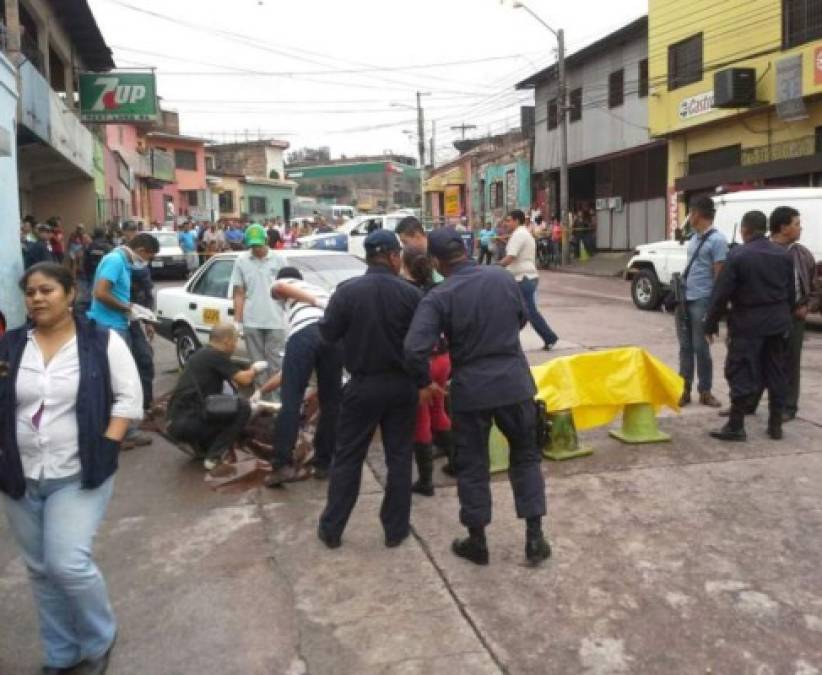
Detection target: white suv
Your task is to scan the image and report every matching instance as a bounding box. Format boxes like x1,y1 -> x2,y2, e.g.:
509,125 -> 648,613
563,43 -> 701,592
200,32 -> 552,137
625,187 -> 822,311
155,249 -> 365,367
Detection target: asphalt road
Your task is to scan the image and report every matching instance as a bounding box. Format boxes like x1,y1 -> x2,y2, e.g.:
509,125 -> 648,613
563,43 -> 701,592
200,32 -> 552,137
3,269 -> 822,674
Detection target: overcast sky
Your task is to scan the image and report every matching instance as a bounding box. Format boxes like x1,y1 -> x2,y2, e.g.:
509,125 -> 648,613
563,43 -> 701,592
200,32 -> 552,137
87,0 -> 646,163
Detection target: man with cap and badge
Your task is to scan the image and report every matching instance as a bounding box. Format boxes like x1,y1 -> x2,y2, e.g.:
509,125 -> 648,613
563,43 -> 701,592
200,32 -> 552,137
404,228 -> 550,566
704,210 -> 796,442
317,229 -> 438,549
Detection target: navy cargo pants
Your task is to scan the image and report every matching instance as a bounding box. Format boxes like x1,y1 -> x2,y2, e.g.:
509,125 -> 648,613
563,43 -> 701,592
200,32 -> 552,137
452,399 -> 547,528
320,373 -> 418,542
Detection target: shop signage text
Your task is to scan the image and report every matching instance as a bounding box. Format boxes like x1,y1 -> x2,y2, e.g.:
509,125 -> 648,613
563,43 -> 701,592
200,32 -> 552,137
79,72 -> 158,123
678,91 -> 715,120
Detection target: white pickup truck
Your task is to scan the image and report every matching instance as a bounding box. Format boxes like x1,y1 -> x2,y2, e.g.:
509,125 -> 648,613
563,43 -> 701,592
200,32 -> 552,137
625,188 -> 822,311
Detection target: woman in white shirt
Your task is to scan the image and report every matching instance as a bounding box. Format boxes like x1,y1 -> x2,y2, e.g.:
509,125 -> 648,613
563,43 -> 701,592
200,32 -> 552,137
0,263 -> 143,674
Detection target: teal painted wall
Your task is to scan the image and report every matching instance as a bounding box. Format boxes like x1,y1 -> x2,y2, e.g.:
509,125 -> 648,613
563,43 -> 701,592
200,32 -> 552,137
482,156 -> 531,224
241,183 -> 295,219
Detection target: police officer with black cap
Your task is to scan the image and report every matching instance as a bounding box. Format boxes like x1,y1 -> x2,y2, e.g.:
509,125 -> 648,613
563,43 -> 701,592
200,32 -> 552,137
404,228 -> 550,566
317,229 -> 435,549
705,210 -> 796,442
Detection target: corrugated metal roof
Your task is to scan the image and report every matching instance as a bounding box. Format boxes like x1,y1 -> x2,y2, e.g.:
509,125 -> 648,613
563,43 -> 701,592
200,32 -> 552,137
49,0 -> 115,71
515,15 -> 647,90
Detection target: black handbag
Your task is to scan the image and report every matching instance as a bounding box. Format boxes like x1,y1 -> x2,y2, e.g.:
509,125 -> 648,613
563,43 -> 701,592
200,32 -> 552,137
662,230 -> 716,313
191,374 -> 241,421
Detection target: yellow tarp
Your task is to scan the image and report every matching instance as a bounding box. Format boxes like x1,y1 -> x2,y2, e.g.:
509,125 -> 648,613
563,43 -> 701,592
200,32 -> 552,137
531,347 -> 684,431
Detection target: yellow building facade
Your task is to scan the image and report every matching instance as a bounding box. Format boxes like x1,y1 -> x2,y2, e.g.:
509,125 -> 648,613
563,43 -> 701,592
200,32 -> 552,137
649,0 -> 822,230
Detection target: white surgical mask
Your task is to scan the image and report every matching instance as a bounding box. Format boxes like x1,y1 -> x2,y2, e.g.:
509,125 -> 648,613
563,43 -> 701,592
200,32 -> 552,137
121,246 -> 148,270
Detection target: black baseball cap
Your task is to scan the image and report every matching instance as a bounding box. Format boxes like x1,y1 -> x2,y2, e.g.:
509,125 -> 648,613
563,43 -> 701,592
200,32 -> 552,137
428,228 -> 465,259
364,229 -> 401,254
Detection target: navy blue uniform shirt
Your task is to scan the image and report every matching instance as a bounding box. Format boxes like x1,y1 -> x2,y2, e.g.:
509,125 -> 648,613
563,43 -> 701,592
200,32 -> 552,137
705,235 -> 796,338
404,260 -> 537,412
319,264 -> 422,378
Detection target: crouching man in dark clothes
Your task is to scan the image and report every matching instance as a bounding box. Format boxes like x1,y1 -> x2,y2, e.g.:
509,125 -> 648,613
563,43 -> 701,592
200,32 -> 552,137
404,228 -> 550,566
167,323 -> 262,470
704,211 -> 796,442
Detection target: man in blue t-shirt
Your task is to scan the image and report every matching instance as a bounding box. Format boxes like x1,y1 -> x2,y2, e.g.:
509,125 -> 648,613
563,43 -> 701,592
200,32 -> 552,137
178,222 -> 199,274
88,234 -> 160,448
676,196 -> 729,409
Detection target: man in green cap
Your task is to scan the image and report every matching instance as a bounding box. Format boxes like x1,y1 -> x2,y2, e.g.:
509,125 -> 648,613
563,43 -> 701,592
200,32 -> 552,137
230,223 -> 286,393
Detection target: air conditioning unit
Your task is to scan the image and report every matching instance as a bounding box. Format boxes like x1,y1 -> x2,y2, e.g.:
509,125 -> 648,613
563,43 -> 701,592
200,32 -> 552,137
609,196 -> 624,212
714,68 -> 756,108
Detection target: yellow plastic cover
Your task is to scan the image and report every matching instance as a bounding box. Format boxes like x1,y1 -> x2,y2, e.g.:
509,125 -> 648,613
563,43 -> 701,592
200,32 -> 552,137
531,347 -> 684,431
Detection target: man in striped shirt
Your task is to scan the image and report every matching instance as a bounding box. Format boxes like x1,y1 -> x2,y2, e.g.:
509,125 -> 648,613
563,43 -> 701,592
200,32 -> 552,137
257,267 -> 343,485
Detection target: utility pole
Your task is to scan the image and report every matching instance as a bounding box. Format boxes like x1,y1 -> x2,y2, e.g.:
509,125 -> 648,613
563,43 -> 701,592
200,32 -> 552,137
416,91 -> 430,220
450,123 -> 477,140
430,120 -> 436,169
511,2 -> 569,264
557,28 -> 570,265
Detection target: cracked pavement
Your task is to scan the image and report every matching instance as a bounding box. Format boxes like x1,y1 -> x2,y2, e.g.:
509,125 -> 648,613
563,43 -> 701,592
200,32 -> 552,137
2,271 -> 822,674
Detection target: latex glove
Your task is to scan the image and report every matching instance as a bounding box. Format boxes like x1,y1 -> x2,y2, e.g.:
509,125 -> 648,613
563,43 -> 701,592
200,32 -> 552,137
250,389 -> 263,406
251,360 -> 269,374
129,304 -> 157,323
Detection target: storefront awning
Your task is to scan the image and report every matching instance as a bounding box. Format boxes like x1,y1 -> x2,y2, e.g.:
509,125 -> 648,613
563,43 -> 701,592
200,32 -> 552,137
424,166 -> 465,192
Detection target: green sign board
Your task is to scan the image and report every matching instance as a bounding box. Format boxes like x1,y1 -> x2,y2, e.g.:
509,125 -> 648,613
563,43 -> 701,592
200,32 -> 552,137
79,72 -> 158,123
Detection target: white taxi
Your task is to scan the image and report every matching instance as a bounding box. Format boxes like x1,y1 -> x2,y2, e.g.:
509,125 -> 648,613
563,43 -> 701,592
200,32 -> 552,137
155,249 -> 365,367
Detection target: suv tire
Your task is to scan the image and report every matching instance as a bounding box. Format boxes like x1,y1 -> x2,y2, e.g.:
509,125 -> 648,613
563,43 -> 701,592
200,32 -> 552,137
631,269 -> 662,311
174,325 -> 201,369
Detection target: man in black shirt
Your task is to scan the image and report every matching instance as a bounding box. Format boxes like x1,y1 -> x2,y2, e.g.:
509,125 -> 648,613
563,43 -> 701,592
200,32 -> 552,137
317,229 -> 434,549
405,228 -> 550,566
705,211 -> 796,442
167,324 -> 261,470
26,223 -> 57,267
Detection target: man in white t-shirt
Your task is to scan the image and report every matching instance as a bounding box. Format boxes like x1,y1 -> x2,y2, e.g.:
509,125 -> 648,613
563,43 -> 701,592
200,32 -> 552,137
255,267 -> 343,485
498,209 -> 559,350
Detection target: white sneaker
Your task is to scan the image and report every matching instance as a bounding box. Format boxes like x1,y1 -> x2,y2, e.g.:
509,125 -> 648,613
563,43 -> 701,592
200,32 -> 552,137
203,458 -> 219,471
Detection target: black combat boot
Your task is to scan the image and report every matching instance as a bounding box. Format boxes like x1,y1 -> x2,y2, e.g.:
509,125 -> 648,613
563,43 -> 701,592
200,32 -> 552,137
710,403 -> 747,442
435,430 -> 457,476
411,443 -> 434,496
525,517 -> 552,566
767,408 -> 784,440
452,527 -> 489,565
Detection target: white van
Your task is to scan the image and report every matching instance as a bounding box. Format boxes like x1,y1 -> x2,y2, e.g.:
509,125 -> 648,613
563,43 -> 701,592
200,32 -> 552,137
626,188 -> 822,310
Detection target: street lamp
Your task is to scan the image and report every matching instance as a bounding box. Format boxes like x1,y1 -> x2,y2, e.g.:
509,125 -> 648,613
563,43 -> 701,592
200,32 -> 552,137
512,1 -> 570,264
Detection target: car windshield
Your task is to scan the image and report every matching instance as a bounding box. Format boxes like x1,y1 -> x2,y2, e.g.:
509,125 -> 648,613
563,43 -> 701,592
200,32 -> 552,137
154,232 -> 179,248
281,254 -> 365,290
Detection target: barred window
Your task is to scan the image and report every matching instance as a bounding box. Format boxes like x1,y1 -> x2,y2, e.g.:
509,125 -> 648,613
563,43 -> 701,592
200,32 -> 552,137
783,0 -> 822,48
668,34 -> 703,91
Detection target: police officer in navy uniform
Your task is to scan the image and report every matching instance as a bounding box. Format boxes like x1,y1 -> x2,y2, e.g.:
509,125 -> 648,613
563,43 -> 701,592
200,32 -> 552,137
317,229 -> 436,549
404,228 -> 550,566
704,210 -> 796,442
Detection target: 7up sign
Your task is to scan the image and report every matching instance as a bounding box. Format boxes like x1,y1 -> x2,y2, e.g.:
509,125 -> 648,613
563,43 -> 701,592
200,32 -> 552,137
79,72 -> 158,123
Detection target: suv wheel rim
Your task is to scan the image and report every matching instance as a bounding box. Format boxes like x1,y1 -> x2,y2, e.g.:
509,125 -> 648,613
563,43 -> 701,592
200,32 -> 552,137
636,278 -> 652,304
177,334 -> 197,365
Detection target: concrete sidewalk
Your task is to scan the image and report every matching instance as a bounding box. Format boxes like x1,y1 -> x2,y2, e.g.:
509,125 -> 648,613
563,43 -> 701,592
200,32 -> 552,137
550,252 -> 634,279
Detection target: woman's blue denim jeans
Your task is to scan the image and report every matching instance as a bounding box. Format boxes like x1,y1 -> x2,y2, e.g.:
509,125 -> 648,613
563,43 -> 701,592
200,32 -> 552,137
3,474 -> 116,669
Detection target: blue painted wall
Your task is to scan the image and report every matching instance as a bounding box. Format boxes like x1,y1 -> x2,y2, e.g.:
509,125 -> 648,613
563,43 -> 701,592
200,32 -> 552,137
0,54 -> 25,329
480,156 -> 531,224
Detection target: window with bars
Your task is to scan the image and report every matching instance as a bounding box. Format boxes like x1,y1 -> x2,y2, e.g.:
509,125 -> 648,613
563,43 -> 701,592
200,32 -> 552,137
174,149 -> 197,171
608,69 -> 624,108
638,59 -> 649,98
569,88 -> 582,122
182,190 -> 199,207
219,191 -> 234,213
547,99 -> 558,130
688,145 -> 741,176
668,34 -> 703,91
248,196 -> 267,214
783,0 -> 822,48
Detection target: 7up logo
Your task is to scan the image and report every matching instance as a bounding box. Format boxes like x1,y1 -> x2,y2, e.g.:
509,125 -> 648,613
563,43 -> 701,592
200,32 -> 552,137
80,72 -> 157,121
91,77 -> 148,111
